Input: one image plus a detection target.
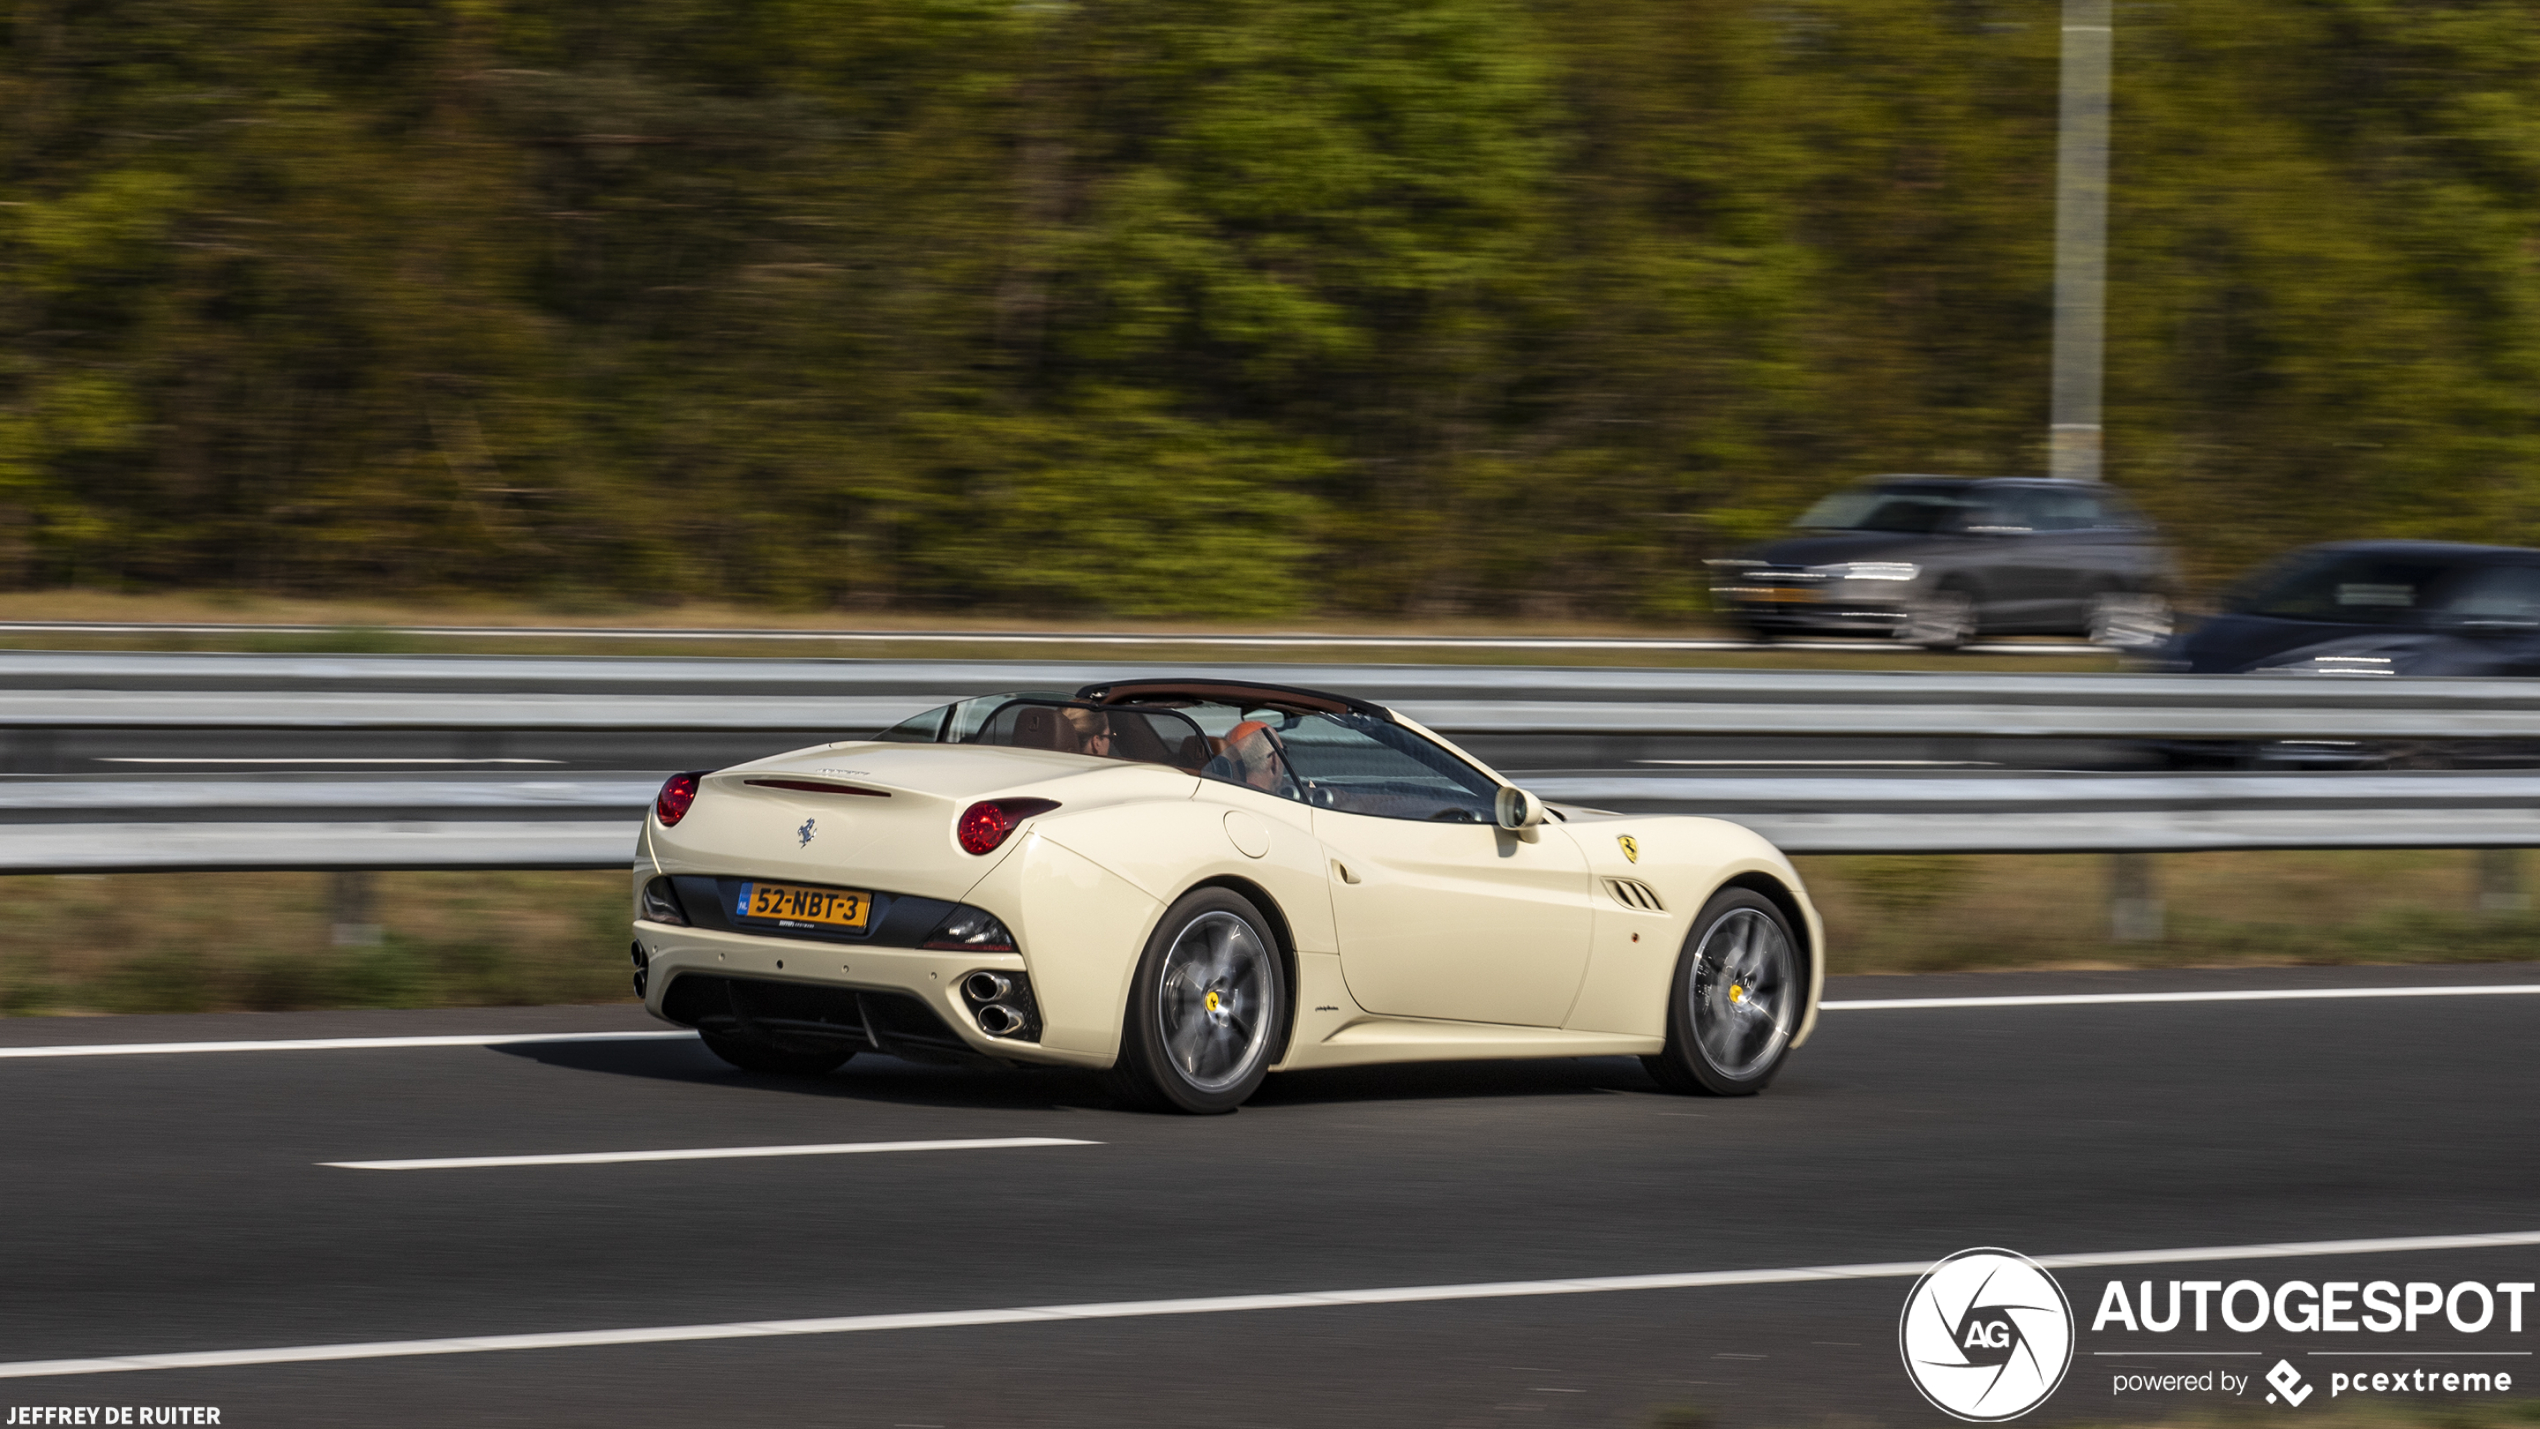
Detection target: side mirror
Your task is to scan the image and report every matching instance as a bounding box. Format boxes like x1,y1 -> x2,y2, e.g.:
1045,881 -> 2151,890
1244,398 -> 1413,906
1494,786 -> 1546,841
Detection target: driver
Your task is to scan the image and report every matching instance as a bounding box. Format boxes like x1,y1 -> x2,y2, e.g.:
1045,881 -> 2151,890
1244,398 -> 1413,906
1213,720 -> 1290,794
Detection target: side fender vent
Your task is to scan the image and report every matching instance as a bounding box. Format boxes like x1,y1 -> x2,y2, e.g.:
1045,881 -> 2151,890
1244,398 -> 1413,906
1604,877 -> 1666,912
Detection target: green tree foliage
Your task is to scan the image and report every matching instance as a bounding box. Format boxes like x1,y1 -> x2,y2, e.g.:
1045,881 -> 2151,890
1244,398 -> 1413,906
4,0 -> 2538,615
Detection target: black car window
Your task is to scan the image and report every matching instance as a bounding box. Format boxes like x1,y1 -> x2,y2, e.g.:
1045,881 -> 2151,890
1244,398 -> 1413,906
872,706 -> 950,742
864,693 -> 1506,821
1795,489 -> 1978,534
2231,552 -> 2461,625
869,693 -> 1213,767
1269,712 -> 1501,822
2444,564 -> 2540,624
2094,490 -> 2152,530
2019,488 -> 2104,531
1954,492 -> 2029,533
965,699 -> 1213,769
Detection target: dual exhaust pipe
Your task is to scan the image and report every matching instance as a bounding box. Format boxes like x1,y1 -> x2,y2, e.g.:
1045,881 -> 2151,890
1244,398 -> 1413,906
960,971 -> 1037,1040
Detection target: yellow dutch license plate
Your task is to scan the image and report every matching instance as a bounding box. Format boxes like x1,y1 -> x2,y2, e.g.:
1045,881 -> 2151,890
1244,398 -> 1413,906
738,881 -> 871,929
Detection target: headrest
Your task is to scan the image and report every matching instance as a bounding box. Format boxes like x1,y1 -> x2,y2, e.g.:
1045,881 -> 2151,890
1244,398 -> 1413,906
1012,706 -> 1062,750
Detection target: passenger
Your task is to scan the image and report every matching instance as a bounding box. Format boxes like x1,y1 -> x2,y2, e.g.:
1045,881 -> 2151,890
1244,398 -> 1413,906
1059,706 -> 1115,760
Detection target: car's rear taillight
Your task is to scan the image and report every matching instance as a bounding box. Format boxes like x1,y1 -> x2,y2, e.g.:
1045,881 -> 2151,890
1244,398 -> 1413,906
655,770 -> 708,826
955,798 -> 1060,855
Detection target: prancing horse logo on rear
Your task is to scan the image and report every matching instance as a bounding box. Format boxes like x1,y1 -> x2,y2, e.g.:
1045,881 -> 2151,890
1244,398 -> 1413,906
797,817 -> 817,847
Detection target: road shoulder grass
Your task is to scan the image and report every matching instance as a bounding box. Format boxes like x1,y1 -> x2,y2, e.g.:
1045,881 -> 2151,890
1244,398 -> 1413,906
1,849 -> 2531,1017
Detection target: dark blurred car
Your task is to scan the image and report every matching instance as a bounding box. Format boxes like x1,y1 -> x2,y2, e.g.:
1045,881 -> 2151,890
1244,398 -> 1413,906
2151,540 -> 2540,769
2163,540 -> 2540,675
1708,475 -> 2180,649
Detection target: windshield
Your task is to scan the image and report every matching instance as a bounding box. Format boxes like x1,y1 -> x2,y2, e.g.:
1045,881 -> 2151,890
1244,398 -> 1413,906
1795,488 -> 1976,534
2227,550 -> 2540,626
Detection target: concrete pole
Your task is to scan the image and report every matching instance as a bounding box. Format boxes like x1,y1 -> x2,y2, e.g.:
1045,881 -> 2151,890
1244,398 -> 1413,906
2051,0 -> 2111,483
2476,849 -> 2527,917
2109,851 -> 2162,942
331,869 -> 383,947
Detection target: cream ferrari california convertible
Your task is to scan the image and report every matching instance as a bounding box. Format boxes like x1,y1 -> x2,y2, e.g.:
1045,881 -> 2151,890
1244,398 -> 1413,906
630,678 -> 1823,1113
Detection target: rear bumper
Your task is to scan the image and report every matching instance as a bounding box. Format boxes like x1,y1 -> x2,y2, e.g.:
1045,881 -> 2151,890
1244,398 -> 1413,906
632,921 -> 1105,1070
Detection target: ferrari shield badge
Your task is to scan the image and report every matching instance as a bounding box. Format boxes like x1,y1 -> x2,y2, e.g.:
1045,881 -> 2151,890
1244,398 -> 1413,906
1617,834 -> 1639,864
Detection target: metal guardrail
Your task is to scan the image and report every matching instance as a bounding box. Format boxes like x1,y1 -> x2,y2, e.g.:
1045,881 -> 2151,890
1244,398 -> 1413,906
2,651 -> 2539,740
0,652 -> 2532,876
6,771 -> 2539,871
1532,773 -> 2540,854
0,620 -> 2107,656
0,778 -> 650,872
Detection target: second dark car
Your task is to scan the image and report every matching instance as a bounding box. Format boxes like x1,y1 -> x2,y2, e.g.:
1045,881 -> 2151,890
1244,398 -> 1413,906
1708,475 -> 2179,648
2162,540 -> 2540,676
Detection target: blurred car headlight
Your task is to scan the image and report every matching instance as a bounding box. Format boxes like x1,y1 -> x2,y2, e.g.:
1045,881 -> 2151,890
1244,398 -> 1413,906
2260,656 -> 2394,676
2257,652 -> 2403,677
1808,561 -> 1920,583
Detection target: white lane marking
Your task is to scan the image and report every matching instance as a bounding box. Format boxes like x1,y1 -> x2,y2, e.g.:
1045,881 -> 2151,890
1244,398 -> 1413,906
325,1137 -> 1097,1170
4,1229 -> 2537,1380
6,984 -> 2534,1060
1634,759 -> 1993,768
0,1031 -> 694,1060
97,757 -> 566,765
1822,983 -> 2540,1011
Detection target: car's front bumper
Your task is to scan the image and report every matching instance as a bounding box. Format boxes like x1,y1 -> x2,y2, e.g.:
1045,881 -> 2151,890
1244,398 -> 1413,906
1715,591 -> 1910,635
632,921 -> 1096,1068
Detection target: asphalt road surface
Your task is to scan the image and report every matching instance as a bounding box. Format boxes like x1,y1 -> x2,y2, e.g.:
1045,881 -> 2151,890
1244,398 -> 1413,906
2,962 -> 2534,1428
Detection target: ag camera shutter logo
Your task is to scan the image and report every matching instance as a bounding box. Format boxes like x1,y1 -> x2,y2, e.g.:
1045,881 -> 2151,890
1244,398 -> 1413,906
1900,1248 -> 2077,1421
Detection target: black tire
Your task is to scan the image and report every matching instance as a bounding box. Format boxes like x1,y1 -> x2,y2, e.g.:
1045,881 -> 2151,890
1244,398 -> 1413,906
1643,887 -> 1804,1097
699,1030 -> 855,1077
1106,887 -> 1288,1114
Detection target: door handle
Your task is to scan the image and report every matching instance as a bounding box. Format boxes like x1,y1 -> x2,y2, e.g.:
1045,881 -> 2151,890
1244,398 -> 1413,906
1332,860 -> 1361,885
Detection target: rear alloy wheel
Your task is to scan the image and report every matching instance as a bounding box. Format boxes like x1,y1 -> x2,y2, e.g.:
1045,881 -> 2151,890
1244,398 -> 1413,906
1107,888 -> 1287,1114
699,1030 -> 854,1077
2086,590 -> 2174,649
1901,588 -> 1978,650
1645,888 -> 1802,1096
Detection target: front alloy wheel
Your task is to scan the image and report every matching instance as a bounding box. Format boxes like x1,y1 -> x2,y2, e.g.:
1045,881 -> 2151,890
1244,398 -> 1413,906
1902,588 -> 1978,650
2087,590 -> 2174,649
1108,888 -> 1287,1113
1645,887 -> 1802,1096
